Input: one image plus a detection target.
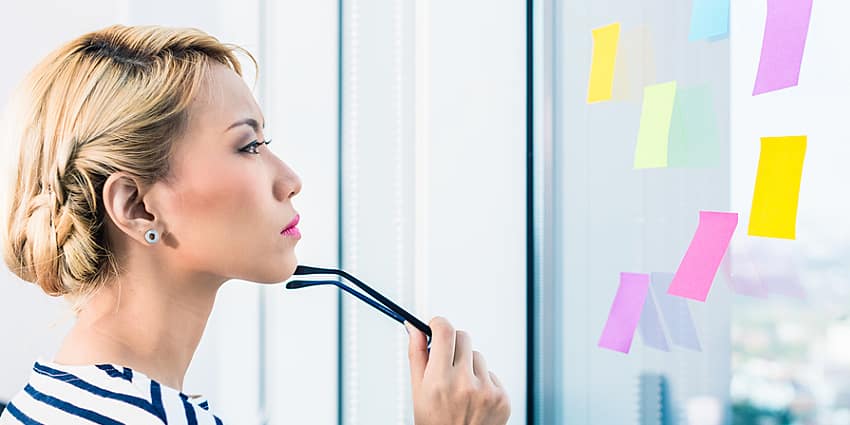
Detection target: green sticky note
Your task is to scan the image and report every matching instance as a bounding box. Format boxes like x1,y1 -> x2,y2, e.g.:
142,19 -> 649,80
634,82 -> 677,169
748,136 -> 807,239
668,85 -> 719,168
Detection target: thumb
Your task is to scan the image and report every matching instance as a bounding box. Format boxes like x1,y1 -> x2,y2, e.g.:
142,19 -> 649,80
406,321 -> 428,388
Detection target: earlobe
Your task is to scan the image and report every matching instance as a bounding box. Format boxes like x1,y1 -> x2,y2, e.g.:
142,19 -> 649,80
103,172 -> 158,245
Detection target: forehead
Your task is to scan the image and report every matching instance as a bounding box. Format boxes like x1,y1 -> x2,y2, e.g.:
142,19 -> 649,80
187,63 -> 260,131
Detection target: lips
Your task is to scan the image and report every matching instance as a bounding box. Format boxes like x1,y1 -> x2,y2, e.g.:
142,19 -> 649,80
282,214 -> 300,233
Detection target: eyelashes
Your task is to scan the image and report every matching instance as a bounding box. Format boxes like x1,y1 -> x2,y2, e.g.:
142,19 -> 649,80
239,138 -> 272,155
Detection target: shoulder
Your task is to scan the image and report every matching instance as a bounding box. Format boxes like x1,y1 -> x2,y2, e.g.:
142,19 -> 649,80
0,360 -> 223,424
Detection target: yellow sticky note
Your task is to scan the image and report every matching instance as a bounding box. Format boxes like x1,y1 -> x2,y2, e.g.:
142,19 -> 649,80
587,23 -> 620,103
748,136 -> 807,239
633,81 -> 677,169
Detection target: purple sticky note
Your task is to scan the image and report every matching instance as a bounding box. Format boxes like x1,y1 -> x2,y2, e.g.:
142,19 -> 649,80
668,211 -> 738,302
767,274 -> 807,299
599,273 -> 651,354
752,0 -> 813,95
727,248 -> 770,298
639,289 -> 670,351
728,274 -> 770,298
651,272 -> 702,351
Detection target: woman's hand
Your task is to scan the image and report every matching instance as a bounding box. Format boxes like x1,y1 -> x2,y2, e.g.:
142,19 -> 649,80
406,317 -> 511,425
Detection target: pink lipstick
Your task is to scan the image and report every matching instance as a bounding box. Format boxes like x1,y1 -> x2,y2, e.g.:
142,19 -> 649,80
281,214 -> 301,239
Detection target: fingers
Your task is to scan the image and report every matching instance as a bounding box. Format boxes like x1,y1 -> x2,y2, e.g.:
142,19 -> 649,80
406,321 -> 429,388
452,330 -> 473,374
427,317 -> 456,371
489,371 -> 504,388
472,350 -> 491,384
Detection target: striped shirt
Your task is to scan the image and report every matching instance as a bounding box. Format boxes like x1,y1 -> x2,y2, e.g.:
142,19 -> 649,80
0,359 -> 223,424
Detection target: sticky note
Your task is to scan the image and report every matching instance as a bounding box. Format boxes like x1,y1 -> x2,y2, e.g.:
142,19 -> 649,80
599,272 -> 650,354
753,0 -> 813,95
668,211 -> 738,302
634,82 -> 677,169
748,136 -> 806,239
668,85 -> 719,168
611,26 -> 656,103
768,274 -> 806,299
727,244 -> 770,298
651,273 -> 702,351
689,0 -> 730,41
728,275 -> 770,298
587,23 -> 620,103
638,288 -> 670,351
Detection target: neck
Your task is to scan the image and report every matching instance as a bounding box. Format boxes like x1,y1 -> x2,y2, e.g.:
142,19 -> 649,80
54,259 -> 225,391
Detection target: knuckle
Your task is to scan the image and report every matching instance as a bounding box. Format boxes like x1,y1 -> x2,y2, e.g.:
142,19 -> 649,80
430,316 -> 454,333
483,388 -> 502,407
432,380 -> 450,395
455,380 -> 477,399
497,395 -> 511,418
436,327 -> 453,343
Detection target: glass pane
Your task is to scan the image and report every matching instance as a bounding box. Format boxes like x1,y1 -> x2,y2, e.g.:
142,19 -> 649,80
553,0 -> 732,423
547,1 -> 848,424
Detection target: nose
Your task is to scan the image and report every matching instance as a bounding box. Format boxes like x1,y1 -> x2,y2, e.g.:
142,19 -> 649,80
273,160 -> 302,202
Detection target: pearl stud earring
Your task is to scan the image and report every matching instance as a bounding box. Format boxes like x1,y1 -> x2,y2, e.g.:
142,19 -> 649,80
145,229 -> 160,244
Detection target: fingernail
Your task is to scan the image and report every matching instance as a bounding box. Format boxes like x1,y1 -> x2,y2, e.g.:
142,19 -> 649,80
404,321 -> 412,335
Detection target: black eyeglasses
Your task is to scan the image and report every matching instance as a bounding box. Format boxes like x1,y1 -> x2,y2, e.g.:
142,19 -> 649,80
286,265 -> 432,345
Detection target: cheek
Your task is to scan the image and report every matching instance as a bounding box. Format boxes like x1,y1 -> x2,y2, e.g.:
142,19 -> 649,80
182,162 -> 257,220
167,159 -> 266,269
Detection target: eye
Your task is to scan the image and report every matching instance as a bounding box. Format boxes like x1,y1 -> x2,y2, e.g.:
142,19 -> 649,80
239,139 -> 272,155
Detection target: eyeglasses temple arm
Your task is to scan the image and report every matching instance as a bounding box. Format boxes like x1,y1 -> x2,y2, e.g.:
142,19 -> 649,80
294,265 -> 433,339
286,280 -> 405,323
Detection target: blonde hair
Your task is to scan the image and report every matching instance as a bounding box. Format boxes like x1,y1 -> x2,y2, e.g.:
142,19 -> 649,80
0,24 -> 256,307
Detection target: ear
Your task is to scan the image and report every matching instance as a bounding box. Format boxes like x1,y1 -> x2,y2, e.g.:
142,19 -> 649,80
102,172 -> 160,246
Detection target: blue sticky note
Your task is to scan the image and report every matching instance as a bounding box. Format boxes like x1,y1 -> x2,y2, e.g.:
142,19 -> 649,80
639,289 -> 670,351
689,0 -> 730,41
651,272 -> 702,351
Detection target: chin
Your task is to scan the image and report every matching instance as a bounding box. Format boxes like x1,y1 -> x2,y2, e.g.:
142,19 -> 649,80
250,260 -> 298,284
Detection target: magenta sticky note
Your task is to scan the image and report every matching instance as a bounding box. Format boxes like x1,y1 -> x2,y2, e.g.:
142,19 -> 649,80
667,211 -> 738,302
599,273 -> 651,354
752,0 -> 813,95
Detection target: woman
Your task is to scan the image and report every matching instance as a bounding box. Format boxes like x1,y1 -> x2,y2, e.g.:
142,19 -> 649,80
0,25 -> 510,424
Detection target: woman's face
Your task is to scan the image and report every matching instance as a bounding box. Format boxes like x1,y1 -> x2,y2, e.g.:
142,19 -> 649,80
151,63 -> 302,284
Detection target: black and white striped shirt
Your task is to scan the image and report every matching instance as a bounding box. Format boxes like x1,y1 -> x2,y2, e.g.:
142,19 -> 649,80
0,359 -> 223,424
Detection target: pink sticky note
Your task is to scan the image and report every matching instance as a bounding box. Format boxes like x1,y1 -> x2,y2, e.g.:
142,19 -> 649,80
599,272 -> 651,354
668,211 -> 738,302
752,0 -> 813,95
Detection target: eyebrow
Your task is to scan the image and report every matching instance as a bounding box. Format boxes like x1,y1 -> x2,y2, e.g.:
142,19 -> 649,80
225,117 -> 265,133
